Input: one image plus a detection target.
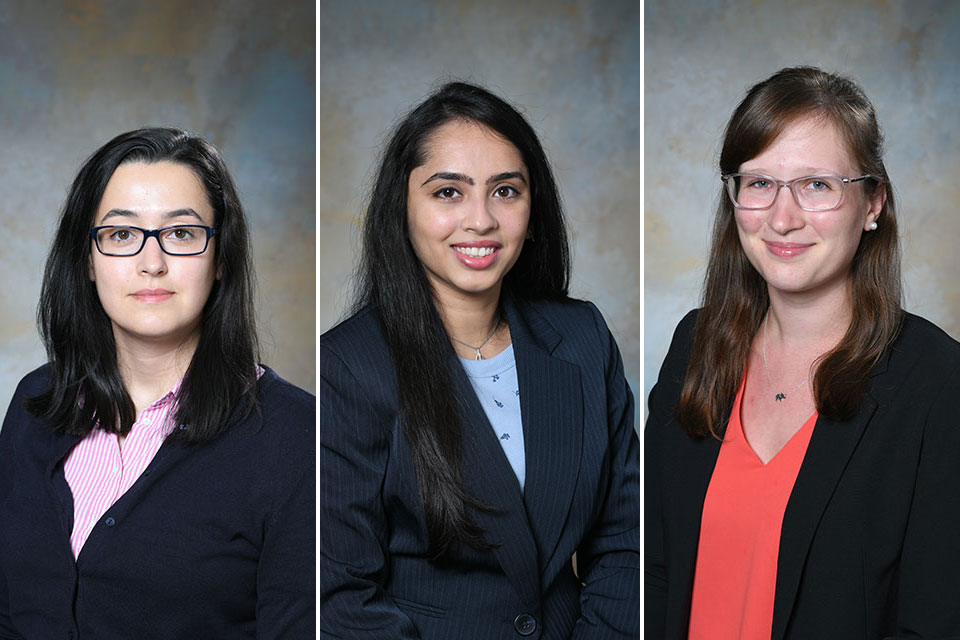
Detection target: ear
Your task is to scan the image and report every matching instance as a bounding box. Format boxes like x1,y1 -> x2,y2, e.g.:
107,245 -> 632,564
864,182 -> 886,231
88,258 -> 95,282
216,262 -> 223,280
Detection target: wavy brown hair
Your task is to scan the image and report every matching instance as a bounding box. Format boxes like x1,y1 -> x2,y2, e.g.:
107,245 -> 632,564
677,66 -> 902,439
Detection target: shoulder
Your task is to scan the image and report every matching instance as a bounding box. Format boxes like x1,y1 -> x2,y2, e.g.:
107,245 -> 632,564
10,364 -> 53,400
656,308 -> 700,380
513,296 -> 617,348
321,306 -> 387,355
517,296 -> 602,327
646,309 -> 700,427
2,365 -> 55,456
246,368 -> 315,457
320,306 -> 398,416
882,312 -> 960,383
257,367 -> 315,418
3,364 -> 53,428
894,313 -> 960,360
321,306 -> 392,375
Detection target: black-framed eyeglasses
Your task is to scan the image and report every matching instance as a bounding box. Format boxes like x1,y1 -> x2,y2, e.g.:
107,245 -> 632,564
721,173 -> 879,212
90,225 -> 218,256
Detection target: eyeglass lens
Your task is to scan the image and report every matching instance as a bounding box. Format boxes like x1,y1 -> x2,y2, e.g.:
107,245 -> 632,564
727,174 -> 845,211
95,226 -> 210,255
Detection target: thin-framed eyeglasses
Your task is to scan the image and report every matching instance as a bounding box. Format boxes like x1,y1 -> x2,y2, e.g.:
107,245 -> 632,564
90,224 -> 219,256
721,173 -> 879,212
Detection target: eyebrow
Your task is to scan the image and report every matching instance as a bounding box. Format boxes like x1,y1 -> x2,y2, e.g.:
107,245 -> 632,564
99,208 -> 206,223
419,171 -> 528,187
741,167 -> 843,177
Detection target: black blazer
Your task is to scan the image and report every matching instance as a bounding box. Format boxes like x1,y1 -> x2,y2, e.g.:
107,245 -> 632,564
320,297 -> 640,639
645,310 -> 960,639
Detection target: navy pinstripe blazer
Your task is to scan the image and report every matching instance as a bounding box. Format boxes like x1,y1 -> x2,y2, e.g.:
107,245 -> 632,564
320,297 -> 640,639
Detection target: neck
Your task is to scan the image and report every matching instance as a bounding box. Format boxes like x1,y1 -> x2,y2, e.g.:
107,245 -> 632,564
114,330 -> 199,413
765,280 -> 852,350
434,283 -> 502,349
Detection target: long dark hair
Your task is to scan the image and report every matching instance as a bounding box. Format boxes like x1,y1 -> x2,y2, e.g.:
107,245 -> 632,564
677,66 -> 902,438
353,82 -> 571,558
27,127 -> 260,445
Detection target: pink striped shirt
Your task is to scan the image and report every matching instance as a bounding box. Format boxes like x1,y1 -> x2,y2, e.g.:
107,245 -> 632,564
64,367 -> 263,559
64,380 -> 182,559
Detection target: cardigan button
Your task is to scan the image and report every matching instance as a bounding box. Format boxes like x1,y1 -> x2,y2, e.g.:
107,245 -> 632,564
105,517 -> 116,527
514,613 -> 536,636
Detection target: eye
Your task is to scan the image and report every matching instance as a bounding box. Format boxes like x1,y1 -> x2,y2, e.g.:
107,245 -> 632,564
746,178 -> 772,190
493,185 -> 520,199
807,180 -> 831,191
432,187 -> 462,200
108,227 -> 138,243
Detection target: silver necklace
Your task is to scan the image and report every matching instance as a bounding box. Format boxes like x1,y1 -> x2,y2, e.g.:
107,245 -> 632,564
450,316 -> 500,360
761,313 -> 815,402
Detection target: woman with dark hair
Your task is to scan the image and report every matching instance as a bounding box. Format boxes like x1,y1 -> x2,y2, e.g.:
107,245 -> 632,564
320,82 -> 640,638
646,67 -> 960,638
0,128 -> 314,638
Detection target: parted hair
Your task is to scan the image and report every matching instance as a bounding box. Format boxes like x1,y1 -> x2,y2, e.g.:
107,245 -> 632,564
27,127 -> 260,445
677,66 -> 902,439
353,82 -> 571,559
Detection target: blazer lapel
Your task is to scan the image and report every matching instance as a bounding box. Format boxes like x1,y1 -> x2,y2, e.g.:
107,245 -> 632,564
452,360 -> 542,610
771,395 -> 878,640
506,300 -> 584,573
670,429 -> 722,630
450,298 -> 585,610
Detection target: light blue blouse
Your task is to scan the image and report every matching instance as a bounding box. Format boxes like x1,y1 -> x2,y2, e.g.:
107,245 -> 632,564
459,344 -> 525,492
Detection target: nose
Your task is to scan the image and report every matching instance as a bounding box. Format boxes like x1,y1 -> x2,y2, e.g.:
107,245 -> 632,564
767,184 -> 805,235
137,235 -> 168,276
461,196 -> 498,234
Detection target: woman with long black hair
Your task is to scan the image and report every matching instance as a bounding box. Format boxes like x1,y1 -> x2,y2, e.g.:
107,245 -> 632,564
0,128 -> 314,638
320,82 -> 640,638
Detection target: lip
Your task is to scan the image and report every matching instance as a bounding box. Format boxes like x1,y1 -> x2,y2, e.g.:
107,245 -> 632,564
450,241 -> 502,269
131,288 -> 174,303
764,241 -> 814,258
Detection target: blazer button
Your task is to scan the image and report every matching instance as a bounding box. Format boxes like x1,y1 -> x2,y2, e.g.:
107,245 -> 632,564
105,517 -> 116,527
514,613 -> 537,636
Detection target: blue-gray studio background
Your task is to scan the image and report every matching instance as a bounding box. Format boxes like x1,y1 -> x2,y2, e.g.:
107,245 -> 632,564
645,0 -> 960,415
0,0 -> 315,419
319,0 -> 642,430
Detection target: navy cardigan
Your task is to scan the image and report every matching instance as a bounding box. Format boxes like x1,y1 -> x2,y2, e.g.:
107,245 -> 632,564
0,365 -> 315,640
320,297 -> 640,639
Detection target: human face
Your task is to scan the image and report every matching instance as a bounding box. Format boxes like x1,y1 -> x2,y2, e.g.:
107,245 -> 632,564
407,120 -> 530,307
734,117 -> 884,301
89,161 -> 218,349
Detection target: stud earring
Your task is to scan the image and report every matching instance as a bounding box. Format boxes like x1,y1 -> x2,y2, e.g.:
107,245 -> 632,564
867,222 -> 878,231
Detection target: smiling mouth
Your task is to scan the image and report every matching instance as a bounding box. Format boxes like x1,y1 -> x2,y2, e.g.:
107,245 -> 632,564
453,246 -> 497,258
764,241 -> 814,258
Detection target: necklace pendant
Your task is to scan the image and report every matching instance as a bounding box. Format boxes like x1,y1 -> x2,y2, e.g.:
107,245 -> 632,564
475,349 -> 483,361
775,393 -> 786,402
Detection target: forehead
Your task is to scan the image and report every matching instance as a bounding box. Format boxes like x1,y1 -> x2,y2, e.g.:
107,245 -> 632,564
742,116 -> 857,174
418,120 -> 524,169
97,161 -> 212,220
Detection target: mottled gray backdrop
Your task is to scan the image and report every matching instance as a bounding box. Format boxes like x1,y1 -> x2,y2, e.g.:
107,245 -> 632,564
645,0 -> 960,410
319,0 -> 642,419
0,1 -> 315,419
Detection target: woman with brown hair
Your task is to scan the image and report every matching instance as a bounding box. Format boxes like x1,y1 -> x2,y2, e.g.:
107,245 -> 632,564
646,67 -> 960,638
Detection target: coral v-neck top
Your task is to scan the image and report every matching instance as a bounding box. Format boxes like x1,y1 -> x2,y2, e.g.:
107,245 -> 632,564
687,376 -> 817,640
